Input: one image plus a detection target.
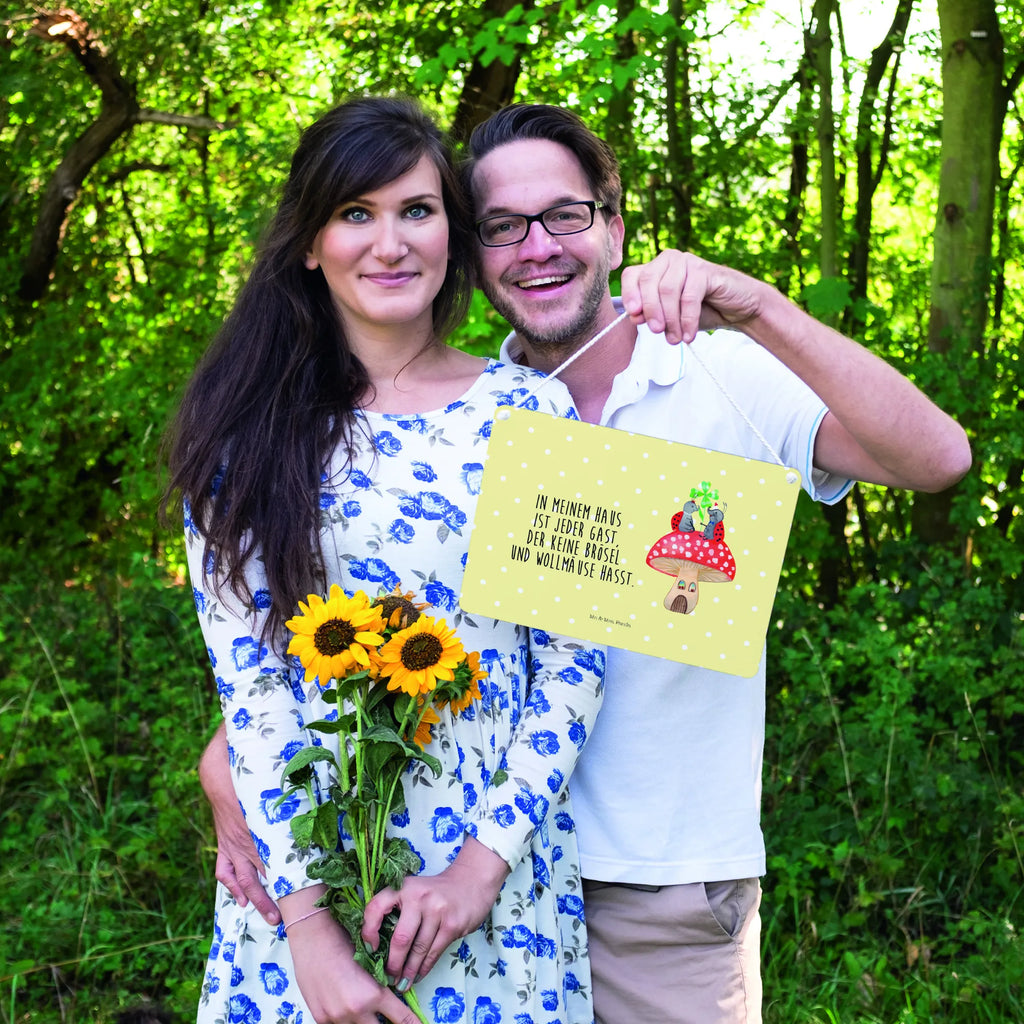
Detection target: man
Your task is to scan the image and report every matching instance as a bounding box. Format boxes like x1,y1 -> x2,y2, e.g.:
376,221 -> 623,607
202,104 -> 970,1023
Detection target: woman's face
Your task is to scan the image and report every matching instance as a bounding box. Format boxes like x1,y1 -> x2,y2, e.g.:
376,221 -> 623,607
305,155 -> 450,338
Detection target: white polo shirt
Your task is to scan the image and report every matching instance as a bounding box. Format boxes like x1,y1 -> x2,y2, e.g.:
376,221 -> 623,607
500,311 -> 852,885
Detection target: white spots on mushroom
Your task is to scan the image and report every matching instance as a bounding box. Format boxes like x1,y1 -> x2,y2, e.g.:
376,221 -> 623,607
646,520 -> 737,616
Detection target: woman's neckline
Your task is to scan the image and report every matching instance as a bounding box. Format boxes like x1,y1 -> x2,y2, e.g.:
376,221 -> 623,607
358,357 -> 499,419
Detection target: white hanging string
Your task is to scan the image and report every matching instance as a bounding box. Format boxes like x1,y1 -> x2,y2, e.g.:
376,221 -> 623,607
520,310 -> 632,400
510,310 -> 793,475
681,342 -> 788,470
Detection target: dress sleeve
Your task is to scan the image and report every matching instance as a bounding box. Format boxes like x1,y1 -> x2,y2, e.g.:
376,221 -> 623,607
467,631 -> 605,871
184,505 -> 324,897
461,368 -> 606,869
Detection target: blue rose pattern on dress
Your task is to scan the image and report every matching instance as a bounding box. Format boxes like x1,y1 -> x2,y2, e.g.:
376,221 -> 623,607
190,361 -> 603,1024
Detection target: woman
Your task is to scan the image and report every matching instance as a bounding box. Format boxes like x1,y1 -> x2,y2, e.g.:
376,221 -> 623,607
164,97 -> 605,1024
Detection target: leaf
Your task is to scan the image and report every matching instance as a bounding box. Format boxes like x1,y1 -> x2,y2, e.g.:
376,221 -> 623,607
337,903 -> 370,949
309,849 -> 362,890
802,277 -> 853,321
312,800 -> 340,849
353,943 -> 388,984
302,716 -> 349,734
364,737 -> 409,782
412,748 -> 443,777
289,809 -> 317,848
364,682 -> 400,716
363,722 -> 406,745
379,837 -> 422,890
281,745 -> 337,786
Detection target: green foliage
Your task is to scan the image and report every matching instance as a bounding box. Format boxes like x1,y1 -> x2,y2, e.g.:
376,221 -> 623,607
0,556 -> 215,1021
1,0 -> 1022,1019
762,543 -> 1024,1022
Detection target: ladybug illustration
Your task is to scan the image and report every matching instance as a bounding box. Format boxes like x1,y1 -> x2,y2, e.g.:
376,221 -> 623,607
671,500 -> 700,533
702,507 -> 725,542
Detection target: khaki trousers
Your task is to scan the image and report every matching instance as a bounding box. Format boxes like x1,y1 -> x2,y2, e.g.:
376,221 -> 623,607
582,878 -> 762,1024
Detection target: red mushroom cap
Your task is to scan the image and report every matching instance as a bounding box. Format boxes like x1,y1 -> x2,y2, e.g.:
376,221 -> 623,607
646,529 -> 736,581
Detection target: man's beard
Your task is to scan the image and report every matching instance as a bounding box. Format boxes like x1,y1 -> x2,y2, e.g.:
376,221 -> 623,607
481,253 -> 611,357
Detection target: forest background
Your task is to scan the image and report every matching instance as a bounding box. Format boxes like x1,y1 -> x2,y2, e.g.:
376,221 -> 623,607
1,0 -> 1021,1021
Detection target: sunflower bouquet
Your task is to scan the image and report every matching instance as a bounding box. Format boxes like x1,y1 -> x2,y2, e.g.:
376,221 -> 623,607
278,583 -> 485,1019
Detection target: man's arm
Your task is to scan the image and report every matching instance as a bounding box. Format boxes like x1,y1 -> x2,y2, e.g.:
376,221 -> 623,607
621,251 -> 972,492
198,722 -> 281,925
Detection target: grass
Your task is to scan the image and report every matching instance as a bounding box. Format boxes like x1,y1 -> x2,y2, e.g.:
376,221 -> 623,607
2,546 -> 1021,1022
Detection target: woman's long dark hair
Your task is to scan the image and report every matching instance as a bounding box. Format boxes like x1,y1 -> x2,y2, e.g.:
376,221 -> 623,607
162,96 -> 475,643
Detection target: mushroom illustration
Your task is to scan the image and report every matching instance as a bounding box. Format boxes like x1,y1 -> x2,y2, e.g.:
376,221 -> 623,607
647,512 -> 737,615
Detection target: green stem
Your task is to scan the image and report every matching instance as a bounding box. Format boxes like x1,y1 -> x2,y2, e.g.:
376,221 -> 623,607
371,696 -> 432,874
402,985 -> 429,1024
351,681 -> 374,903
304,776 -> 318,820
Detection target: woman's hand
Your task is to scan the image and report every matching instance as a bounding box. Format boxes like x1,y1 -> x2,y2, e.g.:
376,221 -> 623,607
361,836 -> 510,991
199,723 -> 282,925
285,903 -> 421,1024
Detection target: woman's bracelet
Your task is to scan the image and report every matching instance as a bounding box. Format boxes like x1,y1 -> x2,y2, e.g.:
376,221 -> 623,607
283,906 -> 329,932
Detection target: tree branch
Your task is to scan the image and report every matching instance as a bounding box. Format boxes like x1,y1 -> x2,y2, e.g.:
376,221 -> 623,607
450,0 -> 531,143
18,8 -> 232,302
136,109 -> 233,130
19,9 -> 138,299
1005,56 -> 1024,101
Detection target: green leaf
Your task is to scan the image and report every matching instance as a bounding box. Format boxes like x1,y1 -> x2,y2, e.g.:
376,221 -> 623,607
363,732 -> 409,781
281,744 -> 337,786
309,849 -> 362,890
302,716 -> 349,734
363,722 -> 406,745
336,903 -> 370,949
312,800 -> 340,849
411,749 -> 443,777
289,809 -> 317,848
353,943 -> 388,984
379,837 -> 422,891
801,277 -> 853,321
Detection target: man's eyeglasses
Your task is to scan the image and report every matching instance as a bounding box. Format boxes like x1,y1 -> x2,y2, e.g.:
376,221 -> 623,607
475,200 -> 607,248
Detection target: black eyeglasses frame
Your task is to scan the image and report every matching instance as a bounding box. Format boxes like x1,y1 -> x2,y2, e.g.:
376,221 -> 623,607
474,200 -> 608,247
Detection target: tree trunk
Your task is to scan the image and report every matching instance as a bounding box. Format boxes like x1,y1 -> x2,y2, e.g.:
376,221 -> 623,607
806,0 -> 850,605
807,0 -> 838,283
16,8 -> 231,302
450,0 -> 532,143
847,0 -> 914,307
664,0 -> 693,248
782,62 -> 811,299
912,0 -> 1004,544
608,0 -> 638,146
18,11 -> 139,301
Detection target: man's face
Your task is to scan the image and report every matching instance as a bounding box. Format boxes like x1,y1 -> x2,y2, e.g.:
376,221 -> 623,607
471,139 -> 624,353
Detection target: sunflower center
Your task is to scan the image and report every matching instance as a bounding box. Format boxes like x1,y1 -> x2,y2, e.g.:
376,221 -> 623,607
378,595 -> 421,628
400,634 -> 444,670
314,618 -> 357,655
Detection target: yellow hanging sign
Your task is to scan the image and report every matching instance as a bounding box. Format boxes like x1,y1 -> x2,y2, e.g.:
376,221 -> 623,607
461,408 -> 802,677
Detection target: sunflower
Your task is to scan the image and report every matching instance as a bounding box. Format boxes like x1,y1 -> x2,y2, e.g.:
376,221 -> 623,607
447,650 -> 486,715
410,702 -> 441,749
373,585 -> 428,630
377,616 -> 465,696
286,585 -> 386,684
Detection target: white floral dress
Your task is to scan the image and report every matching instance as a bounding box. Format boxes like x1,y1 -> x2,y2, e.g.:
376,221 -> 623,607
188,360 -> 605,1024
